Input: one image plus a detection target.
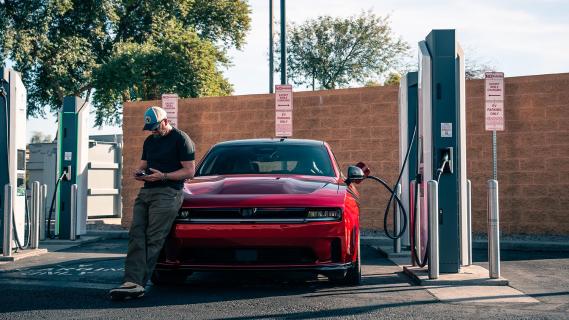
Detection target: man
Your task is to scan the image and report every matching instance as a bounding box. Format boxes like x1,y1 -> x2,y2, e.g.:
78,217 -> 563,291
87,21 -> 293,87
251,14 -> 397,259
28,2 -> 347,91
109,106 -> 195,300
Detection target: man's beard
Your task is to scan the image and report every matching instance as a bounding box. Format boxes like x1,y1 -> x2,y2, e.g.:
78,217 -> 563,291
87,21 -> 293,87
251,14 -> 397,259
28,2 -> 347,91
152,130 -> 163,138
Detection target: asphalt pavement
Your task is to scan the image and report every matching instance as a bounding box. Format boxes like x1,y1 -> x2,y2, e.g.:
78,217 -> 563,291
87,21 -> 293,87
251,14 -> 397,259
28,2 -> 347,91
0,238 -> 568,319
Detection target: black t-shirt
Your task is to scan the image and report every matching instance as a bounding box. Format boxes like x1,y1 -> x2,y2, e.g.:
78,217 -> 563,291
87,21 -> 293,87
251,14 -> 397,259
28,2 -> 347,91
141,127 -> 195,190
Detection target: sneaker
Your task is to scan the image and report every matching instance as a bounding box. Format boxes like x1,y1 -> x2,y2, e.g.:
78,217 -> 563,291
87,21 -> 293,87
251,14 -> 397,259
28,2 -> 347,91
109,282 -> 145,301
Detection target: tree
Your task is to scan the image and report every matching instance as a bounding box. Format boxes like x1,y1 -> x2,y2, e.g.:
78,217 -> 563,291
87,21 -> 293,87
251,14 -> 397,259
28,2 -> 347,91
465,56 -> 496,80
281,12 -> 409,90
0,0 -> 251,125
383,72 -> 401,86
29,131 -> 53,143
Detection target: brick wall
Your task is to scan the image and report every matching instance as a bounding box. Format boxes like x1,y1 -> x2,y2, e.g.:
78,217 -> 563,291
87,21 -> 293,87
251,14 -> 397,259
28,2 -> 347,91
467,73 -> 569,234
122,73 -> 569,235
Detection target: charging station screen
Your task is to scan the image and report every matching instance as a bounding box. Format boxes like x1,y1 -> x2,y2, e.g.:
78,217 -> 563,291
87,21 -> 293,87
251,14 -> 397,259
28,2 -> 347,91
17,149 -> 25,170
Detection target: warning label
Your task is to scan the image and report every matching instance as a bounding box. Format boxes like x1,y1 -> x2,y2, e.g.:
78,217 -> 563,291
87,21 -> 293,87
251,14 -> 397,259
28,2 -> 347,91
485,72 -> 505,131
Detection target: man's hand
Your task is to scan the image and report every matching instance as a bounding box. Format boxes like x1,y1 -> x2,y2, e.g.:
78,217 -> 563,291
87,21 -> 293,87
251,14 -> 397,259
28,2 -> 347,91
143,168 -> 165,182
134,160 -> 149,181
133,170 -> 146,181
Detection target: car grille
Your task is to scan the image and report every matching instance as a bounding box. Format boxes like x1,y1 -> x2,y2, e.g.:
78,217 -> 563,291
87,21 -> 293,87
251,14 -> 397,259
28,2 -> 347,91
179,247 -> 317,265
177,207 -> 341,223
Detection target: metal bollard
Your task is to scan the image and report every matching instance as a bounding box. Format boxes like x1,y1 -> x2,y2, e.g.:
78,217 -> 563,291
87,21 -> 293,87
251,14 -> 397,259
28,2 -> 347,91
428,180 -> 439,279
31,181 -> 41,249
467,179 -> 472,266
3,185 -> 13,256
488,179 -> 500,279
410,180 -> 417,266
70,184 -> 78,241
393,183 -> 402,253
414,182 -> 422,266
39,184 -> 47,241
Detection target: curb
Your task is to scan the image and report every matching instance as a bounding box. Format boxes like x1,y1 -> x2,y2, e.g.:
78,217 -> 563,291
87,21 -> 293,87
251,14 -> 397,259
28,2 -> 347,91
362,235 -> 569,253
473,239 -> 569,252
86,230 -> 129,240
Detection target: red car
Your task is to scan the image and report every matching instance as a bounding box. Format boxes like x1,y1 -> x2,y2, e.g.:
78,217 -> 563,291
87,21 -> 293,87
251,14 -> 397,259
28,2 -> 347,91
153,138 -> 367,285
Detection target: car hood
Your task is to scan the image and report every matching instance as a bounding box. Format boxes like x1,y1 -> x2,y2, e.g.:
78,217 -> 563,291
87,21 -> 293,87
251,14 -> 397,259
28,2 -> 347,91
182,175 -> 346,208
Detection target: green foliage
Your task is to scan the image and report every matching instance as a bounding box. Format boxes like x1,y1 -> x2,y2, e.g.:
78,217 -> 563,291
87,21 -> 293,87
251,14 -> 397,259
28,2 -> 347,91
282,12 -> 409,90
383,72 -> 401,86
29,131 -> 53,143
1,0 -> 251,125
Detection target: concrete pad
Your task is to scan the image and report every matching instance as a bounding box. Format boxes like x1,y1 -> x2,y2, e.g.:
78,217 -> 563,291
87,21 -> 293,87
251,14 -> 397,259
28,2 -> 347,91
40,235 -> 103,252
404,265 -> 509,286
0,249 -> 48,262
428,285 -> 540,304
0,236 -> 106,264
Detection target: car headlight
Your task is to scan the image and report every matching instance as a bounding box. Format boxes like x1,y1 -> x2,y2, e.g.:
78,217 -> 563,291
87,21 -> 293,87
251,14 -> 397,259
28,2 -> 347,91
306,208 -> 342,221
177,209 -> 191,219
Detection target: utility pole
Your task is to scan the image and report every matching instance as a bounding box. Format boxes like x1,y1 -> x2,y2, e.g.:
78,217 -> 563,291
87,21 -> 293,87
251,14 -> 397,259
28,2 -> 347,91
280,0 -> 286,84
269,0 -> 274,93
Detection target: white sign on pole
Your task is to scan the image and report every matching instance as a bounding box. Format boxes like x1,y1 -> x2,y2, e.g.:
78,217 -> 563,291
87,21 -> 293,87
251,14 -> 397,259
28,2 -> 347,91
162,93 -> 179,128
485,72 -> 505,131
275,85 -> 293,137
485,101 -> 505,131
485,72 -> 504,101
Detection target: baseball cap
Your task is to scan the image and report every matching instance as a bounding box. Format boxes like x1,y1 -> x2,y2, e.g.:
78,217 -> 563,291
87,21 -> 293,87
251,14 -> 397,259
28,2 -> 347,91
143,106 -> 167,131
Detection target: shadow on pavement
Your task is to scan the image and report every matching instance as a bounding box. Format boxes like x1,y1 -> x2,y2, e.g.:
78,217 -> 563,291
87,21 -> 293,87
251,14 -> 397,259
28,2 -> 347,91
0,245 -> 435,314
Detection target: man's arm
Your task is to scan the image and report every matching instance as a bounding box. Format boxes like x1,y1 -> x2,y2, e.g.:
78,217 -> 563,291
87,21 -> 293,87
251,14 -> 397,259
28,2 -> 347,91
146,161 -> 195,182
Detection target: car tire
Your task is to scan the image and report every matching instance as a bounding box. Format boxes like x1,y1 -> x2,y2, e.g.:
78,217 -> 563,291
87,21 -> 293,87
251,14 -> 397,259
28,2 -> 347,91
150,270 -> 190,286
328,231 -> 362,286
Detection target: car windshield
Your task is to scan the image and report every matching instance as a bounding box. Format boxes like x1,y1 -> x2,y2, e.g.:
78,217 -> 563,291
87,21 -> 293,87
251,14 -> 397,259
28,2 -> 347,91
196,144 -> 335,177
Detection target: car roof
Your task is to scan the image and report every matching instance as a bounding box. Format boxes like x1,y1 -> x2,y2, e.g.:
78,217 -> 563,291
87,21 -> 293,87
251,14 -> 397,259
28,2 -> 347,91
214,138 -> 326,147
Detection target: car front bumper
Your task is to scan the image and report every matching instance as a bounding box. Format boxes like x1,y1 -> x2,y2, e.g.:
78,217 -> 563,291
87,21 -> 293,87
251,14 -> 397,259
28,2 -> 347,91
155,220 -> 356,270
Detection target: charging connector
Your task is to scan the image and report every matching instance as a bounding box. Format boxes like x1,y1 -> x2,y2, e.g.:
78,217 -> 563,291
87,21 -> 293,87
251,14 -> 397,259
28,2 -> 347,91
441,147 -> 453,174
435,147 -> 452,182
63,165 -> 72,181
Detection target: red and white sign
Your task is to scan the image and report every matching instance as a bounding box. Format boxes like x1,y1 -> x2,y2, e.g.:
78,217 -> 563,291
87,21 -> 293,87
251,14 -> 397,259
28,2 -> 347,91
485,72 -> 504,101
162,93 -> 179,127
276,111 -> 293,137
485,72 -> 505,131
275,85 -> 293,136
485,101 -> 505,131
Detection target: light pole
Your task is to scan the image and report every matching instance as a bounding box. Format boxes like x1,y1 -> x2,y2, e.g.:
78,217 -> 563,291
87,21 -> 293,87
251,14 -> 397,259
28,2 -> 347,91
269,0 -> 274,93
280,0 -> 286,85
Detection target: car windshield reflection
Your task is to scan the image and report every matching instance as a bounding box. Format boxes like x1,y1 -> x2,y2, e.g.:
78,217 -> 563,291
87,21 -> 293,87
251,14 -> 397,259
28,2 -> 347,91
196,145 -> 335,177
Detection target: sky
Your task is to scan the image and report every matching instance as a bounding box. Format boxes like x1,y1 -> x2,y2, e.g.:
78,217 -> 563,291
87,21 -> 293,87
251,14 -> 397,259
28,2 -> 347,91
23,0 -> 569,141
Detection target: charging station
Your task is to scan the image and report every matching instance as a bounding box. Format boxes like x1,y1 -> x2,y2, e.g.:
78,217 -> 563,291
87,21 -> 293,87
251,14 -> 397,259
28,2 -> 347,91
0,68 -> 27,253
398,72 -> 418,248
400,30 -> 468,273
54,96 -> 89,239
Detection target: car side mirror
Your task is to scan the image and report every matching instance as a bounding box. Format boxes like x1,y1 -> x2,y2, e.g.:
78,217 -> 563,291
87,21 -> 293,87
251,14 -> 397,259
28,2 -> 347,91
346,166 -> 365,185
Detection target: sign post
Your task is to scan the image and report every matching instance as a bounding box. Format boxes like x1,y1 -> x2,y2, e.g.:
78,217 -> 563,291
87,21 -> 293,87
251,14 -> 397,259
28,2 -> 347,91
275,84 -> 293,137
485,72 -> 505,180
162,93 -> 179,128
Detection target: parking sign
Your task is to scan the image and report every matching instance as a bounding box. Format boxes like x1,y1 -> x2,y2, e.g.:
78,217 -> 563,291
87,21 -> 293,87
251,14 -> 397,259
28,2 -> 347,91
275,85 -> 293,137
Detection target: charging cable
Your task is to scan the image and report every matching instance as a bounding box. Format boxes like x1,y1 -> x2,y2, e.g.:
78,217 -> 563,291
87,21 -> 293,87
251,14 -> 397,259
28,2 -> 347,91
46,171 -> 67,239
411,150 -> 450,267
435,152 -> 449,182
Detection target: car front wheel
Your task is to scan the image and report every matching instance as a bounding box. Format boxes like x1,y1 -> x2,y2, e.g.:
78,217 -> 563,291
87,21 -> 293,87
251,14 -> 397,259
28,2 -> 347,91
328,231 -> 361,286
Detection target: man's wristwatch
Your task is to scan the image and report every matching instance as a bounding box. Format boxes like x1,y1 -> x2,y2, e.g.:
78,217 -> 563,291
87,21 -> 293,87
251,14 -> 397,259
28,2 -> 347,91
162,172 -> 168,181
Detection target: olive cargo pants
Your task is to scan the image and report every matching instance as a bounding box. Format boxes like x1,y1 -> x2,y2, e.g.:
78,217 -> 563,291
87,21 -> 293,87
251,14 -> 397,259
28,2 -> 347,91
123,187 -> 183,286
